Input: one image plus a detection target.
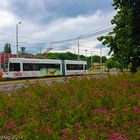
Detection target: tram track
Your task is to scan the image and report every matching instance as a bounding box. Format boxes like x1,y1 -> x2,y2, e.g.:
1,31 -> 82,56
0,72 -> 110,86
0,72 -> 113,91
0,76 -> 66,85
0,76 -> 67,90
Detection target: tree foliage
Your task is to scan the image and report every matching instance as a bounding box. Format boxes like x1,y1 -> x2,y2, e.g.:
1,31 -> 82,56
98,0 -> 140,73
4,43 -> 12,54
37,52 -> 107,68
105,58 -> 122,70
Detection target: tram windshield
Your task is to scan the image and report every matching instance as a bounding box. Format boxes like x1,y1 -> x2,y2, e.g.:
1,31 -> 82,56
1,63 -> 8,72
9,63 -> 20,71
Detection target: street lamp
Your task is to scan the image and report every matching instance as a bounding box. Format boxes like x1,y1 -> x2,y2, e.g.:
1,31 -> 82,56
90,51 -> 94,69
91,51 -> 93,69
77,37 -> 80,60
16,22 -> 22,58
85,50 -> 87,60
100,46 -> 102,72
77,35 -> 83,60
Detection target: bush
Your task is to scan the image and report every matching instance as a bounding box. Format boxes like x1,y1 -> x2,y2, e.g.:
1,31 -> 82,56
0,73 -> 140,139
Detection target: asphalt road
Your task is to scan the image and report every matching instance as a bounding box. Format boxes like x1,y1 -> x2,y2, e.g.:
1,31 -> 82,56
0,77 -> 65,90
0,83 -> 26,90
0,72 -> 112,91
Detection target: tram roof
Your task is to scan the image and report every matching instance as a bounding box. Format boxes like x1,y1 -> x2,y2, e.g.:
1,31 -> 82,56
8,58 -> 87,64
64,60 -> 87,64
9,58 -> 62,63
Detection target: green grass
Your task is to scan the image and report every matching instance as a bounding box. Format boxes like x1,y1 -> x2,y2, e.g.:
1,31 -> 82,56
0,72 -> 140,140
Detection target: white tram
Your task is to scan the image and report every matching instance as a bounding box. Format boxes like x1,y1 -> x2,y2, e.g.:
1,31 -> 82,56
4,58 -> 62,78
3,58 -> 87,78
63,60 -> 87,76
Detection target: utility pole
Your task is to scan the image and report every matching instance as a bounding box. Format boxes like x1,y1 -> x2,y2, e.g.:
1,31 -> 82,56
16,22 -> 22,58
40,48 -> 42,54
50,42 -> 53,49
77,37 -> 80,60
85,50 -> 87,60
100,46 -> 102,72
73,49 -> 76,54
0,53 -> 1,69
91,51 -> 93,69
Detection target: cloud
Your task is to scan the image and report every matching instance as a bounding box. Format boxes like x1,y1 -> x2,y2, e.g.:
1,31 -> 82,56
95,44 -> 108,49
23,10 -> 115,56
5,0 -> 113,23
28,10 -> 115,40
0,10 -> 16,28
0,1 -> 10,9
0,0 -> 115,57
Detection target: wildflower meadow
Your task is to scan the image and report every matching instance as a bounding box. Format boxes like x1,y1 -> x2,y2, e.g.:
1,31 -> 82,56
0,72 -> 140,140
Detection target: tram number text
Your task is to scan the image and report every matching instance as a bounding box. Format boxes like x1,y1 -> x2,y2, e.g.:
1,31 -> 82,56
14,72 -> 22,77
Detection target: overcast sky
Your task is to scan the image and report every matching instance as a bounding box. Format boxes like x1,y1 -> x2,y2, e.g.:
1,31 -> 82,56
0,0 -> 115,56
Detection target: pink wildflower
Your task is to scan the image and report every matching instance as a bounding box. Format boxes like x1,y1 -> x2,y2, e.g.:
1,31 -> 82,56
128,93 -> 140,99
73,136 -> 79,140
111,108 -> 116,113
133,107 -> 140,113
122,108 -> 128,113
92,109 -> 108,114
108,132 -> 129,140
6,123 -> 14,129
89,124 -> 97,131
87,137 -> 94,140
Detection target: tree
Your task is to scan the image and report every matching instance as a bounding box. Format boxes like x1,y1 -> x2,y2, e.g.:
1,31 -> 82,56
105,58 -> 122,69
37,52 -> 78,60
36,52 -> 108,69
4,43 -> 12,54
98,0 -> 140,73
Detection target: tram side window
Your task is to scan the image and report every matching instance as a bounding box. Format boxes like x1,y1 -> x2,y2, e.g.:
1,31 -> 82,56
78,64 -> 83,70
23,63 -> 38,71
23,63 -> 60,71
66,64 -> 83,70
9,63 -> 20,71
46,64 -> 60,69
39,64 -> 60,70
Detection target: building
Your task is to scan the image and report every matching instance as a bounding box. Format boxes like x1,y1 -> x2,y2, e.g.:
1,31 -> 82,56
0,53 -> 47,70
93,62 -> 106,71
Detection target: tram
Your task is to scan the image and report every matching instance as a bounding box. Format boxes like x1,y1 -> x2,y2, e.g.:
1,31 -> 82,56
1,58 -> 87,78
63,60 -> 87,75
